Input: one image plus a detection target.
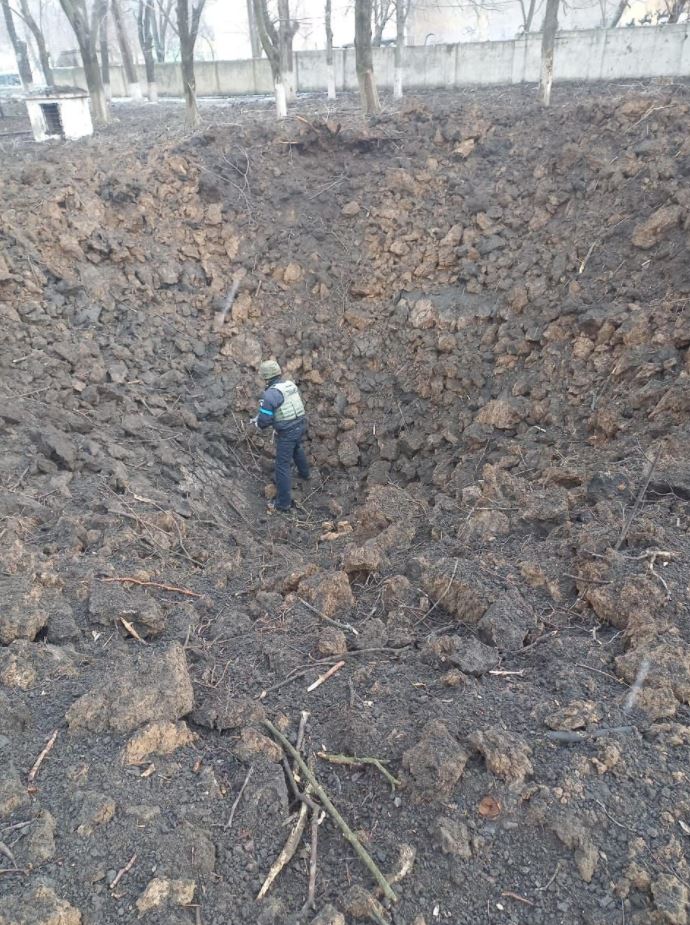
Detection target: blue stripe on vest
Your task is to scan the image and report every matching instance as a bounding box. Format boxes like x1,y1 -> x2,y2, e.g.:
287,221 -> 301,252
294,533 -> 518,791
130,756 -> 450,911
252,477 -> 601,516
260,408 -> 274,416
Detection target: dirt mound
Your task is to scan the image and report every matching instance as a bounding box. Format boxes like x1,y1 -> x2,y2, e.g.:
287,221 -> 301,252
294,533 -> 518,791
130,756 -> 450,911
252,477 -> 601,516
1,83 -> 690,925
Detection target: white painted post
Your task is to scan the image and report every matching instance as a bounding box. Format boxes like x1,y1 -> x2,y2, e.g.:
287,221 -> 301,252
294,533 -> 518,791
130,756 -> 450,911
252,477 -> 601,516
394,66 -> 403,98
275,79 -> 287,119
327,64 -> 336,99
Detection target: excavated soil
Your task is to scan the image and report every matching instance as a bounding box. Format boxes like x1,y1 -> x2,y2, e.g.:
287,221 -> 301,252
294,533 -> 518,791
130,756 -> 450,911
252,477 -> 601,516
1,82 -> 690,925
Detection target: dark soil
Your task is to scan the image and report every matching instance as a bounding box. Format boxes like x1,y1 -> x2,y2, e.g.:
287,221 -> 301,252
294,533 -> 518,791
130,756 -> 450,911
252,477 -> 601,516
1,81 -> 690,925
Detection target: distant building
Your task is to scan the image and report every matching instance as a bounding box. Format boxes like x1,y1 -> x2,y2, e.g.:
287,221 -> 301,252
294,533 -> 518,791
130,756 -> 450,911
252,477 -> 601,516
406,0 -> 683,45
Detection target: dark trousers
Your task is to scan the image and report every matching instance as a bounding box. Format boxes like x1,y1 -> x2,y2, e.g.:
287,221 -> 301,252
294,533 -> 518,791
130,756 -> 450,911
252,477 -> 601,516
275,418 -> 309,509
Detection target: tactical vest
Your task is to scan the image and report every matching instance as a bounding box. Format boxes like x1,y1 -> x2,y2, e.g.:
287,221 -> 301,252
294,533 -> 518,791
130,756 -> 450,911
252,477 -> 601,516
273,380 -> 305,423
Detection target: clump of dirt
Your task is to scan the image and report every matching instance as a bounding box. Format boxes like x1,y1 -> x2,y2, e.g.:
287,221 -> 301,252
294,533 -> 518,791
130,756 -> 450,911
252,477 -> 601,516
1,82 -> 690,925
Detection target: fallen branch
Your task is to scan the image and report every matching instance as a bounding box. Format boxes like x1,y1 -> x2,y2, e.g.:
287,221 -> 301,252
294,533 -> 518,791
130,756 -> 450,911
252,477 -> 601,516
0,868 -> 27,876
298,597 -> 360,636
225,766 -> 254,831
110,853 -> 137,890
263,720 -> 397,903
317,752 -> 400,791
303,810 -> 323,913
27,729 -> 59,784
257,802 -> 309,900
307,661 -> 345,692
99,577 -> 200,597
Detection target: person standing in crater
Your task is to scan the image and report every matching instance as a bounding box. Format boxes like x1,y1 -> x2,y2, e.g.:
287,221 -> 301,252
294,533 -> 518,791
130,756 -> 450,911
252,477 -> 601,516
250,359 -> 310,512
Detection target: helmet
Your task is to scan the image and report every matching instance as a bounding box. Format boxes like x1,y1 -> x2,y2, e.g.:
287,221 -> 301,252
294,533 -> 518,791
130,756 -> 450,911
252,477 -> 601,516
259,359 -> 282,380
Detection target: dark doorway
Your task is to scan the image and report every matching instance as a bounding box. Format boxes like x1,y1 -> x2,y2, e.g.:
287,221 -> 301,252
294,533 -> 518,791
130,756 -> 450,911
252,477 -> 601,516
40,102 -> 64,137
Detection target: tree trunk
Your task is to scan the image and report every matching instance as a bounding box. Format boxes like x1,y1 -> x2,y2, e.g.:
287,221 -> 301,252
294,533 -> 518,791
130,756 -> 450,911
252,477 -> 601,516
100,6 -> 111,99
246,0 -> 260,57
355,0 -> 380,116
180,46 -> 198,123
277,0 -> 295,101
524,0 -> 537,31
667,0 -> 686,22
176,0 -> 206,127
17,0 -> 54,85
394,0 -> 404,99
609,0 -> 628,26
157,0 -> 174,61
325,0 -> 335,98
1,0 -> 34,87
253,0 -> 285,119
539,0 -> 559,107
137,0 -> 157,101
111,0 -> 142,97
58,0 -> 109,123
80,32 -> 109,123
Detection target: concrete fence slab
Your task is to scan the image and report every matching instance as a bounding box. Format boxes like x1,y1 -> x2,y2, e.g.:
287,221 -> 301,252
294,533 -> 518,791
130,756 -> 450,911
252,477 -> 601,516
53,24 -> 690,101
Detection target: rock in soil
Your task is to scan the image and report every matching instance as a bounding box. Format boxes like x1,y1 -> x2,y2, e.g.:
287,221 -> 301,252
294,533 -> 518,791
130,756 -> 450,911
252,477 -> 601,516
66,643 -> 194,734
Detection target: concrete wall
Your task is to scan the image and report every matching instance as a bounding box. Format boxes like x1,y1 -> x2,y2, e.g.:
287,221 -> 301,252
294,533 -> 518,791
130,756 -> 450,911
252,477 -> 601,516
53,24 -> 690,99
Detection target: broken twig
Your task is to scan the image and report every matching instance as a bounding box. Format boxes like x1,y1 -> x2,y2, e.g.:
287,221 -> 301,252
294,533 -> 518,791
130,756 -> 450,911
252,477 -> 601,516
121,618 -> 146,644
27,729 -> 59,784
317,752 -> 400,791
110,854 -> 137,889
257,803 -> 309,899
225,766 -> 254,831
298,597 -> 359,635
502,891 -> 535,907
263,720 -> 397,902
99,577 -> 200,597
614,446 -> 661,551
307,661 -> 345,692
0,841 -> 17,868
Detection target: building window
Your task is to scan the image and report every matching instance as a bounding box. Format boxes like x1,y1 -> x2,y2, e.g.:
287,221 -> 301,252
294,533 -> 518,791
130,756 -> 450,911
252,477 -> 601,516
40,102 -> 64,137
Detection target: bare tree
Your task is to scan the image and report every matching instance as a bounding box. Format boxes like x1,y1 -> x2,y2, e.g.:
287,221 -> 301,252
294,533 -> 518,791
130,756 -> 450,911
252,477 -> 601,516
394,0 -> 411,99
372,0 -> 394,44
152,0 -> 174,60
137,0 -> 157,99
175,0 -> 205,126
608,0 -> 627,25
100,0 -> 111,97
58,0 -> 109,124
355,0 -> 380,115
14,0 -> 55,84
539,0 -> 558,105
665,0 -> 687,21
517,0 -> 539,30
253,0 -> 296,118
325,0 -> 334,98
1,0 -> 34,86
111,0 -> 142,96
277,0 -> 298,99
246,0 -> 260,56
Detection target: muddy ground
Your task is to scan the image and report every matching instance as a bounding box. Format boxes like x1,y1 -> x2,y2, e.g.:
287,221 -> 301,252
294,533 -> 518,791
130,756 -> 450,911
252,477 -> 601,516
1,80 -> 690,925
